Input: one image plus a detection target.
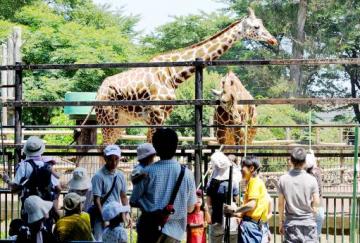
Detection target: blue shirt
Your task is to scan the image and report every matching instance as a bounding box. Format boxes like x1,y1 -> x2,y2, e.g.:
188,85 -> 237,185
91,166 -> 127,206
130,159 -> 197,241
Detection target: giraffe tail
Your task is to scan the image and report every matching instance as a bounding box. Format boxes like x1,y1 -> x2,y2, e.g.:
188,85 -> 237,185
68,106 -> 95,145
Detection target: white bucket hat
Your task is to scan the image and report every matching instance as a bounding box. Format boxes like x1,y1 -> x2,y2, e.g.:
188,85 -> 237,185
69,167 -> 91,191
104,145 -> 121,157
306,150 -> 317,169
24,195 -> 53,224
23,136 -> 45,157
137,143 -> 156,161
102,201 -> 130,221
210,151 -> 232,180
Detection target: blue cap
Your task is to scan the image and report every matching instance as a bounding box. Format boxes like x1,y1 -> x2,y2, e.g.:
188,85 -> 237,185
104,145 -> 121,157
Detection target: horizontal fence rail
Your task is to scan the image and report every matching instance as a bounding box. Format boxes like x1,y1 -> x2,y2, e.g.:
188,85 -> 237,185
2,144 -> 360,151
0,123 -> 359,129
3,98 -> 360,107
0,58 -> 360,70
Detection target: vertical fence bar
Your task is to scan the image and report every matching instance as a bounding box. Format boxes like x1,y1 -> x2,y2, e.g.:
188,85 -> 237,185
334,198 -> 337,243
194,58 -> 203,186
14,62 -> 22,165
5,191 -> 8,238
273,196 -> 276,243
341,198 -> 344,243
351,126 -> 359,243
326,197 -> 329,242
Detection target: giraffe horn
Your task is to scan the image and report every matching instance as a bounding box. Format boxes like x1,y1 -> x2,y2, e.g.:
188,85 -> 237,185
247,7 -> 255,18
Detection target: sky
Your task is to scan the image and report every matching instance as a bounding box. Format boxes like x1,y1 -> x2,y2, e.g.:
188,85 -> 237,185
92,0 -> 226,33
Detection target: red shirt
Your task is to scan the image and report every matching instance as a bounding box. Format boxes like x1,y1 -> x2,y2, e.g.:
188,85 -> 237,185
187,210 -> 206,243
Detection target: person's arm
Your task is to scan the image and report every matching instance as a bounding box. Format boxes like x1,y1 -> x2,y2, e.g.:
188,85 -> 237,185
130,174 -> 146,207
187,170 -> 197,213
278,193 -> 285,235
50,166 -> 61,179
204,205 -> 212,225
1,174 -> 22,193
93,196 -> 103,219
224,199 -> 256,215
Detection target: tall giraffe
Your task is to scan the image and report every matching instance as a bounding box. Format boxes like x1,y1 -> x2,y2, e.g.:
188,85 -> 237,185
96,8 -> 277,144
211,72 -> 256,145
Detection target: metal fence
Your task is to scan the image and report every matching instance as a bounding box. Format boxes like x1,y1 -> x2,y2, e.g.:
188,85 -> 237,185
1,58 -> 360,241
0,189 -> 358,242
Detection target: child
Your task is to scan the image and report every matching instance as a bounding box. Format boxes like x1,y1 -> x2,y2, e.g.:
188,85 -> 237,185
42,157 -> 62,220
224,156 -> 269,243
187,189 -> 211,243
102,201 -> 130,243
131,143 -> 156,184
8,219 -> 25,241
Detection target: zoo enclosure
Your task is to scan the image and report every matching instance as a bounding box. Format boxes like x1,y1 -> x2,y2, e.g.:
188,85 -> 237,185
0,58 -> 360,242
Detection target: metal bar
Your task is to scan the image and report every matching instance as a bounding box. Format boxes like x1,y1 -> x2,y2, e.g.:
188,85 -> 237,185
326,197 -> 329,242
273,196 -> 276,243
6,98 -> 360,107
0,58 -> 360,71
2,123 -> 360,129
342,198 -> 344,243
351,126 -> 359,243
194,58 -> 203,186
335,198 -> 337,243
14,62 -> 22,165
5,189 -> 8,238
4,144 -> 360,151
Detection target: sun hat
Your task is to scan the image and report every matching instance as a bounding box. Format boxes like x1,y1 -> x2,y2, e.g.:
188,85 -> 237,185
210,151 -> 232,180
68,167 -> 91,191
137,143 -> 156,161
63,192 -> 86,211
24,195 -> 53,224
104,145 -> 121,157
306,150 -> 317,169
23,136 -> 45,157
102,201 -> 130,221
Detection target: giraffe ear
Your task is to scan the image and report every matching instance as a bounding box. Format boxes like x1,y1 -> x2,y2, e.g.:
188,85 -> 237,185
211,89 -> 222,97
247,7 -> 255,18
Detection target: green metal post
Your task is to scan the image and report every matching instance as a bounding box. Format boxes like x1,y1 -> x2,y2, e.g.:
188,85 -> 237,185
351,126 -> 359,243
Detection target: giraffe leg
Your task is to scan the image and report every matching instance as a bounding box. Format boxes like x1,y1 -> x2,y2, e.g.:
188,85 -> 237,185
96,106 -> 123,145
146,108 -> 166,142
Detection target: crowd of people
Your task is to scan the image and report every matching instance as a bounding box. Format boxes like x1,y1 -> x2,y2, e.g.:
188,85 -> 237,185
0,128 -> 323,243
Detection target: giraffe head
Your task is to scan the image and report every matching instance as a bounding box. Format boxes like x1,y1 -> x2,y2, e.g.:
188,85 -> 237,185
237,7 -> 278,45
212,72 -> 251,124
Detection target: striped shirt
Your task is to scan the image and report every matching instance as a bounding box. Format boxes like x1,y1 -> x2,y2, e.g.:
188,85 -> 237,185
131,159 -> 197,241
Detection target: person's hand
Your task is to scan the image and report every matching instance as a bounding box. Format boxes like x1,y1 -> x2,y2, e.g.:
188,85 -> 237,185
0,173 -> 10,183
124,213 -> 133,228
223,204 -> 237,215
279,222 -> 285,235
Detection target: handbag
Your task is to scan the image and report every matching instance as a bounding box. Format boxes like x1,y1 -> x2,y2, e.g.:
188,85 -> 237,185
87,175 -> 117,227
138,165 -> 186,230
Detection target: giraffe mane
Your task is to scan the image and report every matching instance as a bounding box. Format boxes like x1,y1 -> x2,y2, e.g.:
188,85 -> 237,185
188,19 -> 242,49
151,17 -> 245,60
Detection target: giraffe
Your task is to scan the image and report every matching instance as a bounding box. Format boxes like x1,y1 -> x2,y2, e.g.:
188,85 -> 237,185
95,8 -> 277,144
211,71 -> 257,146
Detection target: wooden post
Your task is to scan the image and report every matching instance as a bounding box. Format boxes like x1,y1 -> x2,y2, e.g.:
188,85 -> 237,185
1,44 -> 8,125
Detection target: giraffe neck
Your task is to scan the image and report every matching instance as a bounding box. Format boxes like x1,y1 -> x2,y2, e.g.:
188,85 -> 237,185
154,18 -> 246,88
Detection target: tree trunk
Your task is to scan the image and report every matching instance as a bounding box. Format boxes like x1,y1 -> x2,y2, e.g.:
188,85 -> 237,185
289,0 -> 307,97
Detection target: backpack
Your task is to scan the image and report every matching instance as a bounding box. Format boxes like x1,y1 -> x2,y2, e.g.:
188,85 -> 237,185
23,160 -> 53,201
